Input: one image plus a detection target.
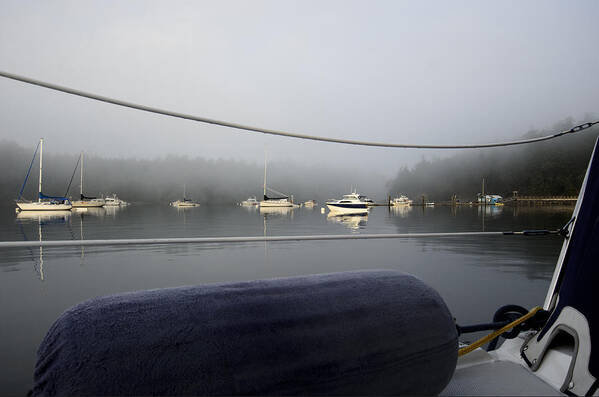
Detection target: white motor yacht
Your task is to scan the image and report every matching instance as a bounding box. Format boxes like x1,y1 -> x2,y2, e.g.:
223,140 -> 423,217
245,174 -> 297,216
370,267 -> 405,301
326,192 -> 369,215
240,196 -> 259,206
104,194 -> 127,206
390,195 -> 413,206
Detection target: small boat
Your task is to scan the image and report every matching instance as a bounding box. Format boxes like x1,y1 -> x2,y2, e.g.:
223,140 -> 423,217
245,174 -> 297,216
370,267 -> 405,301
71,152 -> 105,208
240,196 -> 259,206
170,185 -> 200,207
103,194 -> 127,207
326,192 -> 369,215
16,139 -> 72,211
390,194 -> 413,206
171,199 -> 200,208
358,194 -> 375,206
303,200 -> 317,208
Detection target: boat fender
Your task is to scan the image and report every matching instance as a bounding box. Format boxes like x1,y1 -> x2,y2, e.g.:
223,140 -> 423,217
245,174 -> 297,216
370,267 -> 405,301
31,270 -> 457,396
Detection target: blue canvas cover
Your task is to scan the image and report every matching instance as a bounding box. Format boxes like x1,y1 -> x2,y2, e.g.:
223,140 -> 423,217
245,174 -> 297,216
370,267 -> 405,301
31,270 -> 458,396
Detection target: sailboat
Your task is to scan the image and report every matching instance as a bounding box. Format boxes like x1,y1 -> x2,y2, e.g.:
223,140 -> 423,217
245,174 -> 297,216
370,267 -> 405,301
259,152 -> 296,208
71,152 -> 105,208
170,184 -> 200,207
15,139 -> 72,211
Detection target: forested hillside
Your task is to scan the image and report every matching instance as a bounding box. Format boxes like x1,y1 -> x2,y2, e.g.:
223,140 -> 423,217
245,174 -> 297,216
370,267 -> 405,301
388,117 -> 599,201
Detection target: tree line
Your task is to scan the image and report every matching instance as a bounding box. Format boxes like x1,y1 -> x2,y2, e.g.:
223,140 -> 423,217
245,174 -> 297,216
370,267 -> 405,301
388,117 -> 599,202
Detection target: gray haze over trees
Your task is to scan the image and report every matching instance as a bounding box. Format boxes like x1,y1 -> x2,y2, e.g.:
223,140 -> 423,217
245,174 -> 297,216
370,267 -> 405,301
1,140 -> 387,204
1,1 -> 598,177
388,117 -> 599,202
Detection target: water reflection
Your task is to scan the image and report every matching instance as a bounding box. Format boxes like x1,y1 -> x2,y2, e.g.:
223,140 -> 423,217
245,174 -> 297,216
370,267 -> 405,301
389,205 -> 412,218
327,213 -> 368,231
15,211 -> 72,281
72,207 -> 106,217
16,210 -> 72,223
478,205 -> 504,217
259,206 -> 295,217
103,205 -> 125,217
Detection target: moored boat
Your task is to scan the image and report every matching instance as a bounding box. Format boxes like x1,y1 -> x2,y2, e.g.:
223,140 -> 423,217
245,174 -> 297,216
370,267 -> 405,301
71,152 -> 105,208
326,192 -> 369,215
390,194 -> 412,206
170,185 -> 200,207
240,196 -> 259,206
259,152 -> 295,208
15,139 -> 72,212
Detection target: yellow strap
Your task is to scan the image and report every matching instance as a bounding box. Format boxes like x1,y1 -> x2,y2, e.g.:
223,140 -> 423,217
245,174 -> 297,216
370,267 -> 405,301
458,306 -> 542,357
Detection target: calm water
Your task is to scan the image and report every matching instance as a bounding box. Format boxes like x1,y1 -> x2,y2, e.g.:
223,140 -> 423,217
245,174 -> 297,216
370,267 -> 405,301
0,203 -> 573,395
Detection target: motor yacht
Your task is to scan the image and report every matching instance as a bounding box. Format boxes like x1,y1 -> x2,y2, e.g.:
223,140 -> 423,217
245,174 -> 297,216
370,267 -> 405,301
240,196 -> 259,206
326,192 -> 369,215
390,194 -> 413,206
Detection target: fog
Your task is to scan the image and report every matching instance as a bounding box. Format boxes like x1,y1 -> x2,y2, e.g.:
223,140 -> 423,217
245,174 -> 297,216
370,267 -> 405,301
1,1 -> 598,177
1,140 -> 388,204
388,117 -> 599,201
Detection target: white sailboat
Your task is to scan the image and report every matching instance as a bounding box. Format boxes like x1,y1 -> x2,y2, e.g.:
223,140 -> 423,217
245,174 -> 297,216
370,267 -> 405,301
259,152 -> 296,208
170,185 -> 200,207
16,139 -> 72,211
71,152 -> 105,208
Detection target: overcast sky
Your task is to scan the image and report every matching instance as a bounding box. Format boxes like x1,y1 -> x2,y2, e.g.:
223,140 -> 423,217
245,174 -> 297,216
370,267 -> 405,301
1,1 -> 598,176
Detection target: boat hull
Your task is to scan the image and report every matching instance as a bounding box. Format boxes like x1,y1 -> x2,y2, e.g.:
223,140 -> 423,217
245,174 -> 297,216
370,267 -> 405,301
72,200 -> 105,208
260,200 -> 295,207
16,202 -> 72,211
171,201 -> 200,207
326,203 -> 368,215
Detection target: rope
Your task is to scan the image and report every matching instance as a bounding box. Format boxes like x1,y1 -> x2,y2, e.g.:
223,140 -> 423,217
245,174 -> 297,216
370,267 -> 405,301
16,140 -> 40,201
458,306 -> 542,357
1,70 -> 597,149
64,155 -> 81,197
0,229 -> 563,249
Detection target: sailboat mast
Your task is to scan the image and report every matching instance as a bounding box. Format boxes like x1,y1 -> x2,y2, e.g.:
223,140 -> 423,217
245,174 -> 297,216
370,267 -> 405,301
80,152 -> 84,196
38,138 -> 43,202
263,151 -> 267,197
183,184 -> 186,199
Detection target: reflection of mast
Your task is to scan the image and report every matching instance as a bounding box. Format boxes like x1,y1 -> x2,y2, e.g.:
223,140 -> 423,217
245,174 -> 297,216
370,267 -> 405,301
38,218 -> 44,281
80,213 -> 84,263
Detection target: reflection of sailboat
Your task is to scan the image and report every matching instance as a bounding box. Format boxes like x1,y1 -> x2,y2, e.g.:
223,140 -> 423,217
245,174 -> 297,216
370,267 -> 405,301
326,213 -> 368,230
16,138 -> 72,211
71,152 -> 105,208
390,205 -> 412,218
16,210 -> 72,222
259,206 -> 295,216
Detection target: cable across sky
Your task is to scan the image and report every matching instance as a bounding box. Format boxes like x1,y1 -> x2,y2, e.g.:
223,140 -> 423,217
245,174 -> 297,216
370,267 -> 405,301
0,70 -> 597,149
